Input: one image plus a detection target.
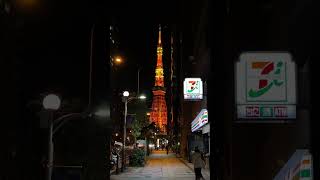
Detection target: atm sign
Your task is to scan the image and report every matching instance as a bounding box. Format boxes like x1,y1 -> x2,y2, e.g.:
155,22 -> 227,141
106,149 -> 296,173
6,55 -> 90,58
245,106 -> 289,118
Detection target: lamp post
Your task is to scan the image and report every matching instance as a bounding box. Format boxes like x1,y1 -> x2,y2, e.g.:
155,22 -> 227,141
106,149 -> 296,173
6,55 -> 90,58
121,91 -> 146,172
122,91 -> 129,172
43,94 -> 61,180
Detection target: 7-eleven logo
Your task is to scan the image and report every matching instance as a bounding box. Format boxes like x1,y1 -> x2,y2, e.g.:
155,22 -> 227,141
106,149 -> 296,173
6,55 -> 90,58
187,80 -> 200,93
248,61 -> 284,98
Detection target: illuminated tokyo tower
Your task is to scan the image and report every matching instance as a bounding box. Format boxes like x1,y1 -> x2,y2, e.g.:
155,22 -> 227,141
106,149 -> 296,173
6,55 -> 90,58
150,25 -> 168,134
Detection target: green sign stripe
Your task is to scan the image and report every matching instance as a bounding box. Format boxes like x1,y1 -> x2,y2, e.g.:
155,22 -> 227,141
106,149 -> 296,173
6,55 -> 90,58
192,123 -> 199,128
248,82 -> 274,98
300,169 -> 311,177
202,115 -> 208,119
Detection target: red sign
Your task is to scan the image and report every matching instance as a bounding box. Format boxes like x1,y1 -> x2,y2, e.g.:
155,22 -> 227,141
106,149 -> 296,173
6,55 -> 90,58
274,107 -> 288,117
246,106 -> 260,117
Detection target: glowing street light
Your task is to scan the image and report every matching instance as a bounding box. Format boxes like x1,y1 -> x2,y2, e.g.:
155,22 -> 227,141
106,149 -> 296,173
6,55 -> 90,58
115,56 -> 122,64
121,91 -> 146,171
43,94 -> 61,110
123,91 -> 129,97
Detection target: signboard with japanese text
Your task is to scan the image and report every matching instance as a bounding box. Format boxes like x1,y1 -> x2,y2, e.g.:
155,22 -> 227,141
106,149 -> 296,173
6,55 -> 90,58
235,52 -> 296,120
184,78 -> 203,100
191,109 -> 208,132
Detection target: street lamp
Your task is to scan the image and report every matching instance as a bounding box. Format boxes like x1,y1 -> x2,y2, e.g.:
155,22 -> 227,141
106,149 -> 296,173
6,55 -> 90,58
43,94 -> 61,180
115,57 -> 122,63
121,91 -> 129,172
123,91 -> 129,97
121,91 -> 146,172
43,94 -> 61,110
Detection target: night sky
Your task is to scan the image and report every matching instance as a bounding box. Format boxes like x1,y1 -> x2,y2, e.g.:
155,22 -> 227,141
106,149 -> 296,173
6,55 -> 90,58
12,1 -> 102,100
111,0 -> 180,101
13,0 -> 180,99
4,0 -> 183,112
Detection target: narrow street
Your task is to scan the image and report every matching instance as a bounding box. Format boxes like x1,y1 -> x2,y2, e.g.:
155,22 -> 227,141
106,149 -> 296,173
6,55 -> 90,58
110,150 -> 209,180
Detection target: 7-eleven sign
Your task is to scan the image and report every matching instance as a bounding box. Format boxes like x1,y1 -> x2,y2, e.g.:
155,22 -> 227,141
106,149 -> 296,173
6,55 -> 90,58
184,78 -> 203,100
235,52 -> 297,120
246,60 -> 287,102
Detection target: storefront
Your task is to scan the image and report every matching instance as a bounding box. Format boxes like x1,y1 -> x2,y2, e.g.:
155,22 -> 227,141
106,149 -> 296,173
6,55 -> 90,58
188,109 -> 210,165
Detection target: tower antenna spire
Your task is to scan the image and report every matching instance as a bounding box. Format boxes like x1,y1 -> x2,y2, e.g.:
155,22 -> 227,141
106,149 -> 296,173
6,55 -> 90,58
158,24 -> 161,44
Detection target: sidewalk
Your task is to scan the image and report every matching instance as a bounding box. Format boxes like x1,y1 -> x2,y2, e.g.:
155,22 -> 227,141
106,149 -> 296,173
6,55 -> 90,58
111,152 -> 150,175
111,150 -> 197,180
178,157 -> 210,178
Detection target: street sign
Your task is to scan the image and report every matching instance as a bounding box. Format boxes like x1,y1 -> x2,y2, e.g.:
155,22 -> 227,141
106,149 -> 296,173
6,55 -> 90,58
235,52 -> 297,120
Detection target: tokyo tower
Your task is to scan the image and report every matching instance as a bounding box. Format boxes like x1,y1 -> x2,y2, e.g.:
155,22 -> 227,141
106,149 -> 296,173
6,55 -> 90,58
150,25 -> 168,134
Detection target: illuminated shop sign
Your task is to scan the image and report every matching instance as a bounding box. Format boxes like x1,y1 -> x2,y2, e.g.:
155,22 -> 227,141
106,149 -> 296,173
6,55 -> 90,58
191,109 -> 208,132
184,78 -> 203,100
235,52 -> 296,120
274,149 -> 313,180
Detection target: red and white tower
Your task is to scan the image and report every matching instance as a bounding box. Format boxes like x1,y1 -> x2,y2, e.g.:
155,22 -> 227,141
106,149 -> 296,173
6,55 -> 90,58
150,25 -> 168,134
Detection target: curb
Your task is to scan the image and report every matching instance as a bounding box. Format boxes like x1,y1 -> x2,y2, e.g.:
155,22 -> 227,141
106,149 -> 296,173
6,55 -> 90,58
178,158 -> 194,171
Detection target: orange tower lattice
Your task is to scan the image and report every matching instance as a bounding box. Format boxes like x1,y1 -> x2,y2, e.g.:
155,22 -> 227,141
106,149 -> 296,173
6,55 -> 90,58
150,25 -> 168,134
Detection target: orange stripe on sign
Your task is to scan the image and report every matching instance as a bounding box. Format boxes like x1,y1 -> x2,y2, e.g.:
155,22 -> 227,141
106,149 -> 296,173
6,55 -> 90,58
303,159 -> 311,164
252,62 -> 269,69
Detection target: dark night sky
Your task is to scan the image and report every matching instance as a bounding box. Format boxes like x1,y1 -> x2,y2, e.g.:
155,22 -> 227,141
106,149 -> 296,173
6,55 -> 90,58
12,0 -> 102,100
9,0 -> 180,104
111,0 -> 180,99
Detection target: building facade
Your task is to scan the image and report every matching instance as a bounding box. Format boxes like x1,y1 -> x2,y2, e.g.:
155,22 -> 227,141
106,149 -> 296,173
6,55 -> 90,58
174,0 -> 210,165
